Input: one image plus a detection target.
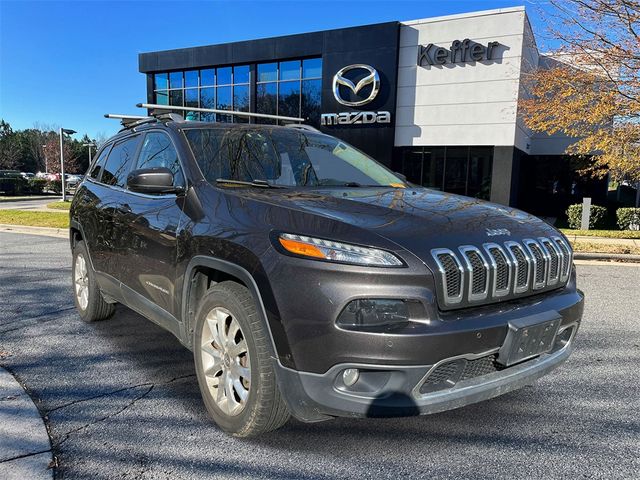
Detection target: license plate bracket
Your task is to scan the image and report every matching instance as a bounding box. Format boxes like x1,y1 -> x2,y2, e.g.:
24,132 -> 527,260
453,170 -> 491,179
497,313 -> 561,367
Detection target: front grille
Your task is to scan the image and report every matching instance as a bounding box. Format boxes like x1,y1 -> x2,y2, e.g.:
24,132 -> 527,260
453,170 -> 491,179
431,236 -> 572,307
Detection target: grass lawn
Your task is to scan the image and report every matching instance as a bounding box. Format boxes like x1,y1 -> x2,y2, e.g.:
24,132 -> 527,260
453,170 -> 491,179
571,241 -> 640,255
560,229 -> 640,239
46,201 -> 71,210
0,209 -> 69,228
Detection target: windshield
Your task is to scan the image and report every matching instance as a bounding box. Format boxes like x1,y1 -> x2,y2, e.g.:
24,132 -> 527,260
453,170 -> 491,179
184,127 -> 406,188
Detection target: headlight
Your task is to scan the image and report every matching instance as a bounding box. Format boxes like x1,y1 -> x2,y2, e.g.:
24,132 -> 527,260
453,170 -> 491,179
277,233 -> 403,267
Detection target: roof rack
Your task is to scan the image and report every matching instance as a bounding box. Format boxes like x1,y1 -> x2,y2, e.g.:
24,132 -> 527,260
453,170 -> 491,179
104,112 -> 184,129
285,124 -> 320,133
136,103 -> 305,123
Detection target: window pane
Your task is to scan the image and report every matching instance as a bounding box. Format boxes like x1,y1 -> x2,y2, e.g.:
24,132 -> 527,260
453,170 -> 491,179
234,84 -> 250,123
89,144 -> 111,179
169,71 -> 183,89
301,79 -> 321,126
467,147 -> 493,200
422,148 -> 445,190
154,73 -> 168,90
185,88 -> 198,107
200,87 -> 215,121
200,69 -> 215,86
185,70 -> 198,88
279,60 -> 300,81
278,80 -> 300,119
102,136 -> 141,188
216,85 -> 232,122
136,132 -> 184,187
217,67 -> 231,85
257,63 -> 277,82
256,83 -> 277,124
444,147 -> 468,196
155,90 -> 169,105
302,58 -> 322,78
169,89 -> 183,107
402,149 -> 423,185
233,65 -> 250,84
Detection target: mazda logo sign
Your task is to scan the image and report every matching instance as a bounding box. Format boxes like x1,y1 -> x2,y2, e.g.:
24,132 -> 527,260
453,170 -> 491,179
332,64 -> 380,107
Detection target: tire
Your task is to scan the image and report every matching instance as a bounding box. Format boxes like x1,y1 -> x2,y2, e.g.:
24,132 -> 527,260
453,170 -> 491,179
193,281 -> 290,437
71,240 -> 115,322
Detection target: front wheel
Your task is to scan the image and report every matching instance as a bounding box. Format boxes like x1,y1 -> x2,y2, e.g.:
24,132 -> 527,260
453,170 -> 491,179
193,281 -> 290,437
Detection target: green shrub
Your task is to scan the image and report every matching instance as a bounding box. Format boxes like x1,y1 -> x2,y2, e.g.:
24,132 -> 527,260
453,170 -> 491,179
617,207 -> 640,230
566,203 -> 608,229
46,179 -> 62,194
0,176 -> 27,195
26,178 -> 47,195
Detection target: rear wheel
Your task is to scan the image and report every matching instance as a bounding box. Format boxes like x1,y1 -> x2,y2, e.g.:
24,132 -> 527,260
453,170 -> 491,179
193,281 -> 290,437
72,240 -> 115,322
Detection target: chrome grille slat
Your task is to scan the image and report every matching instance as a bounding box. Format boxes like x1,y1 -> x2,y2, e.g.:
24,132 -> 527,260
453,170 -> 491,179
505,241 -> 530,293
431,237 -> 572,307
431,248 -> 465,306
540,237 -> 561,286
552,236 -> 572,282
458,246 -> 489,302
523,239 -> 547,290
483,243 -> 512,298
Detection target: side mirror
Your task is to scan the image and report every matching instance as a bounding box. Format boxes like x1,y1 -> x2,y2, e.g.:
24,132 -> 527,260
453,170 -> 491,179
127,168 -> 181,194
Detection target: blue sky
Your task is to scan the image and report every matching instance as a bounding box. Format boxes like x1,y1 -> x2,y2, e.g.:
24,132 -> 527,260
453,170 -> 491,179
0,0 -> 551,140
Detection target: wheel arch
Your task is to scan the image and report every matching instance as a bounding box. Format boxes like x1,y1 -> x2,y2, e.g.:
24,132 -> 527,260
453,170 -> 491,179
181,256 -> 294,368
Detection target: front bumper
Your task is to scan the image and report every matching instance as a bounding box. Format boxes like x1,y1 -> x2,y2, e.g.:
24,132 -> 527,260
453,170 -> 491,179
276,319 -> 580,422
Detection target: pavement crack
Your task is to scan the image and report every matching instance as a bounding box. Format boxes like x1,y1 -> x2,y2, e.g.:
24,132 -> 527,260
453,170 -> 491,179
0,306 -> 76,334
0,448 -> 52,464
45,373 -> 196,415
49,373 -> 196,447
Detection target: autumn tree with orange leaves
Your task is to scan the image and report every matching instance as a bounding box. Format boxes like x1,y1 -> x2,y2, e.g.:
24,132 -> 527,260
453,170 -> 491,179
520,0 -> 640,204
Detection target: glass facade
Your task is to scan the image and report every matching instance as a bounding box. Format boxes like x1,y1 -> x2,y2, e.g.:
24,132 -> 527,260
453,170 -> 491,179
398,146 -> 493,200
152,57 -> 322,125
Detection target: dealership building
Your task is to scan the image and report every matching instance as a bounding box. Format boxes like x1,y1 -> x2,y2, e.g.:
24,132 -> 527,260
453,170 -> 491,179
139,6 -> 604,214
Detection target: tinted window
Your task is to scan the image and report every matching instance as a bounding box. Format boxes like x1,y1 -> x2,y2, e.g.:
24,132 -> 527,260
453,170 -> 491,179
136,132 -> 184,188
89,144 -> 112,179
185,128 -> 405,188
101,136 -> 141,188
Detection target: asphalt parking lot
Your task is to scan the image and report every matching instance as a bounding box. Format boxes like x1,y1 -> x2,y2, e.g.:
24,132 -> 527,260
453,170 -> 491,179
1,231 -> 639,479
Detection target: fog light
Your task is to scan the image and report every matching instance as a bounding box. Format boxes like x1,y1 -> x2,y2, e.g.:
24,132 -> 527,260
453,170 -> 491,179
342,368 -> 359,387
337,299 -> 410,329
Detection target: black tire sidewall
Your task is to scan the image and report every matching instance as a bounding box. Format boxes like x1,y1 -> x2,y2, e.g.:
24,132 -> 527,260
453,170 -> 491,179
193,284 -> 263,435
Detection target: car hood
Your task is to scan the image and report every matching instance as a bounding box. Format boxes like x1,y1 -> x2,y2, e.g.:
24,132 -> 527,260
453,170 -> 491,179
240,186 -> 560,258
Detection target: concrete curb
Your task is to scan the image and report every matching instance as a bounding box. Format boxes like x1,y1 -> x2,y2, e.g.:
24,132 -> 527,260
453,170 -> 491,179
574,252 -> 640,262
0,196 -> 59,203
0,367 -> 53,479
0,225 -> 68,239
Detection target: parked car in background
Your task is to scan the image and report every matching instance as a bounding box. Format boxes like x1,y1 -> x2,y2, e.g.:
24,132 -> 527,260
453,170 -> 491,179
20,172 -> 35,179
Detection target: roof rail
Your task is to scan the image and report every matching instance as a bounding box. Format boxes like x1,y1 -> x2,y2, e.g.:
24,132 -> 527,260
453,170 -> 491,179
104,114 -> 148,127
285,124 -> 320,133
104,112 -> 184,130
136,103 -> 305,123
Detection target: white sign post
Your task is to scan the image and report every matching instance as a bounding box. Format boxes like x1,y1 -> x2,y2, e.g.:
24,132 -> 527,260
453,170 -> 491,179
580,197 -> 592,230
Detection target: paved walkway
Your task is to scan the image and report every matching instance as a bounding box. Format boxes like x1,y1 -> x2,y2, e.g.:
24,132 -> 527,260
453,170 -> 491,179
0,367 -> 53,480
0,198 -> 63,212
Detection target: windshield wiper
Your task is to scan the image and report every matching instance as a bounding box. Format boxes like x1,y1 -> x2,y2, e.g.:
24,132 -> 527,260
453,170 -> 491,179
215,178 -> 285,189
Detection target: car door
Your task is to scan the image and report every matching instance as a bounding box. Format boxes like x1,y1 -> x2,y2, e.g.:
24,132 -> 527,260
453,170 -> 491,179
114,130 -> 187,320
94,134 -> 143,280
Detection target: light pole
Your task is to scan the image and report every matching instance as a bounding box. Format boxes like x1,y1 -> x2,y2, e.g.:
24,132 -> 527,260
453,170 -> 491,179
59,128 -> 76,201
41,144 -> 48,174
82,142 -> 96,165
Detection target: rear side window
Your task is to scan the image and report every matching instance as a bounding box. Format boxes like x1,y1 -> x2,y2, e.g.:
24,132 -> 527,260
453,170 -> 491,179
136,132 -> 185,187
89,144 -> 111,179
101,135 -> 141,188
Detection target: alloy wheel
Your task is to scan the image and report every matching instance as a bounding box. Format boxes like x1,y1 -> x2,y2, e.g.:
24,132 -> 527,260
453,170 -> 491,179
74,253 -> 89,310
200,307 -> 251,416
